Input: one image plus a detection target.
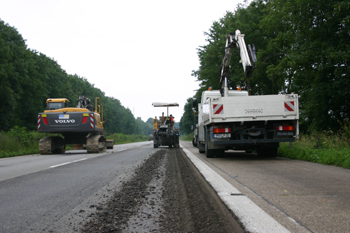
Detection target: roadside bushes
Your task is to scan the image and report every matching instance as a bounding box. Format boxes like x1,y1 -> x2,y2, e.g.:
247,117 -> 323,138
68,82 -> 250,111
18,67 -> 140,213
0,126 -> 40,157
107,133 -> 148,145
279,145 -> 350,169
0,127 -> 149,158
279,121 -> 350,169
180,132 -> 194,142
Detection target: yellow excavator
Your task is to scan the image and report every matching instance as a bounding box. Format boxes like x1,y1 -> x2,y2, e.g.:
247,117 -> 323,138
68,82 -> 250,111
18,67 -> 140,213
37,96 -> 114,154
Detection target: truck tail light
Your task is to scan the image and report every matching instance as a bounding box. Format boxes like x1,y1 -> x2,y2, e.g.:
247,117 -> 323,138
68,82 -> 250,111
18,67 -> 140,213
277,125 -> 295,131
213,126 -> 231,133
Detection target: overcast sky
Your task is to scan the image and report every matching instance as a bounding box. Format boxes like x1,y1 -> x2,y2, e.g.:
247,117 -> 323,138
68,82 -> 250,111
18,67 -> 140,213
0,0 -> 243,122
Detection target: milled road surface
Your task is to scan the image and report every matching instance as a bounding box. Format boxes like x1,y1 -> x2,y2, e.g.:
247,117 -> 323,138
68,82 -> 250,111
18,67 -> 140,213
81,149 -> 243,232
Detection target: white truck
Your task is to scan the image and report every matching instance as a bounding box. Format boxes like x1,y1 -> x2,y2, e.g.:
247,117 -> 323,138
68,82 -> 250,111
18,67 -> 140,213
197,30 -> 299,158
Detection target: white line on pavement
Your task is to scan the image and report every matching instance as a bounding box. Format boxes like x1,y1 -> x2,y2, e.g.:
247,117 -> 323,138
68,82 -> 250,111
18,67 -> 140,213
50,158 -> 88,168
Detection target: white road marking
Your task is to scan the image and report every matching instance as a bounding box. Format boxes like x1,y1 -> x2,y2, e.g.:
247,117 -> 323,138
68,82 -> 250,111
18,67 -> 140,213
50,158 -> 88,168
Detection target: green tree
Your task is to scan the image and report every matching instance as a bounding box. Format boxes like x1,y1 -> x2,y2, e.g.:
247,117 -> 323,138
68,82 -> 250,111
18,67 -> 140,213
0,19 -> 153,135
260,0 -> 350,131
189,0 -> 350,133
179,98 -> 196,135
0,21 -> 30,130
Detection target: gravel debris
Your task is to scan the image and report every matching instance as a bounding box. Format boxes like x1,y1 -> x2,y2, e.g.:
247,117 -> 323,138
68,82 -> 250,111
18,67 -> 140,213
81,148 -> 244,232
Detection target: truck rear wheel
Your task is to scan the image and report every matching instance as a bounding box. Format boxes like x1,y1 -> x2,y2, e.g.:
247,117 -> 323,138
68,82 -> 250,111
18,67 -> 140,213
198,143 -> 205,153
192,138 -> 197,147
205,142 -> 214,158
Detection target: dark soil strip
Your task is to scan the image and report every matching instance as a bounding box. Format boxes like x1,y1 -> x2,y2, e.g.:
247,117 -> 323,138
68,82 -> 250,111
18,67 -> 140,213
160,148 -> 244,233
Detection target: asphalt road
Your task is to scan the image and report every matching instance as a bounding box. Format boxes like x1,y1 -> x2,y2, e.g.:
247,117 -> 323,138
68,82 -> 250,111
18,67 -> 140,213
0,141 -> 153,233
1,140 -> 349,232
182,140 -> 350,233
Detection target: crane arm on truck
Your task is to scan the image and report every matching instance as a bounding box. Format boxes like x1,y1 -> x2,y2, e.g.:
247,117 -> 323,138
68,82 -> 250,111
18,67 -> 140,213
220,30 -> 257,96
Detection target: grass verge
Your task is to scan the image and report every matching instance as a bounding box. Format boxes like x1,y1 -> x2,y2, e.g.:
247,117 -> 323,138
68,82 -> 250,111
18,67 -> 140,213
107,133 -> 149,144
180,132 -> 193,142
279,130 -> 350,169
0,127 -> 149,158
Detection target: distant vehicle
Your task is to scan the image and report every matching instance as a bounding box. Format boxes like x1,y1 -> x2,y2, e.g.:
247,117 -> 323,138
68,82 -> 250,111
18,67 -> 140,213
197,30 -> 299,158
152,102 -> 180,148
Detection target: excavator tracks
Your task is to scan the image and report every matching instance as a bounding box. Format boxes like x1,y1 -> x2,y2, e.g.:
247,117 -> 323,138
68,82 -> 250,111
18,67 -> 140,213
39,136 -> 66,155
39,135 -> 107,154
86,135 -> 106,153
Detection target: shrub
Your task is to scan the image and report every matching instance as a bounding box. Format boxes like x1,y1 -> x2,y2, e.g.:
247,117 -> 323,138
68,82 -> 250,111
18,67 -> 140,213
279,132 -> 350,169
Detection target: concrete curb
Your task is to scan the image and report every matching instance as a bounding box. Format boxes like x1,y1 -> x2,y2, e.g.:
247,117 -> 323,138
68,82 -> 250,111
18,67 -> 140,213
180,145 -> 290,233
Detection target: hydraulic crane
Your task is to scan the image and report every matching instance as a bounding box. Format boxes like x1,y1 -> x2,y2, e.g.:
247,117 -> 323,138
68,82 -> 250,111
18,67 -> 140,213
220,29 -> 257,96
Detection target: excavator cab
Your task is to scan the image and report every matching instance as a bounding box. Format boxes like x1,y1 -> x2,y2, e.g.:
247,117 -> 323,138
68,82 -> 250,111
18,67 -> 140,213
46,98 -> 70,110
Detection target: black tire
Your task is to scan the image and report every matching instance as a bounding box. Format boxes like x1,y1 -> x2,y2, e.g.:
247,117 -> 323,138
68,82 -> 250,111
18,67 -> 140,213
198,143 -> 205,153
153,143 -> 158,148
205,141 -> 214,158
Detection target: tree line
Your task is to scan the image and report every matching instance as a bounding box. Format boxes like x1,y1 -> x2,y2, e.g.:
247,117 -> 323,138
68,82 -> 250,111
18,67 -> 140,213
180,0 -> 349,135
0,19 -> 153,136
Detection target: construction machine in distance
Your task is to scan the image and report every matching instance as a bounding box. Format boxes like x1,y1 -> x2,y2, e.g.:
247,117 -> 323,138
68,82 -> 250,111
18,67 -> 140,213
37,96 -> 114,154
152,102 -> 180,148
